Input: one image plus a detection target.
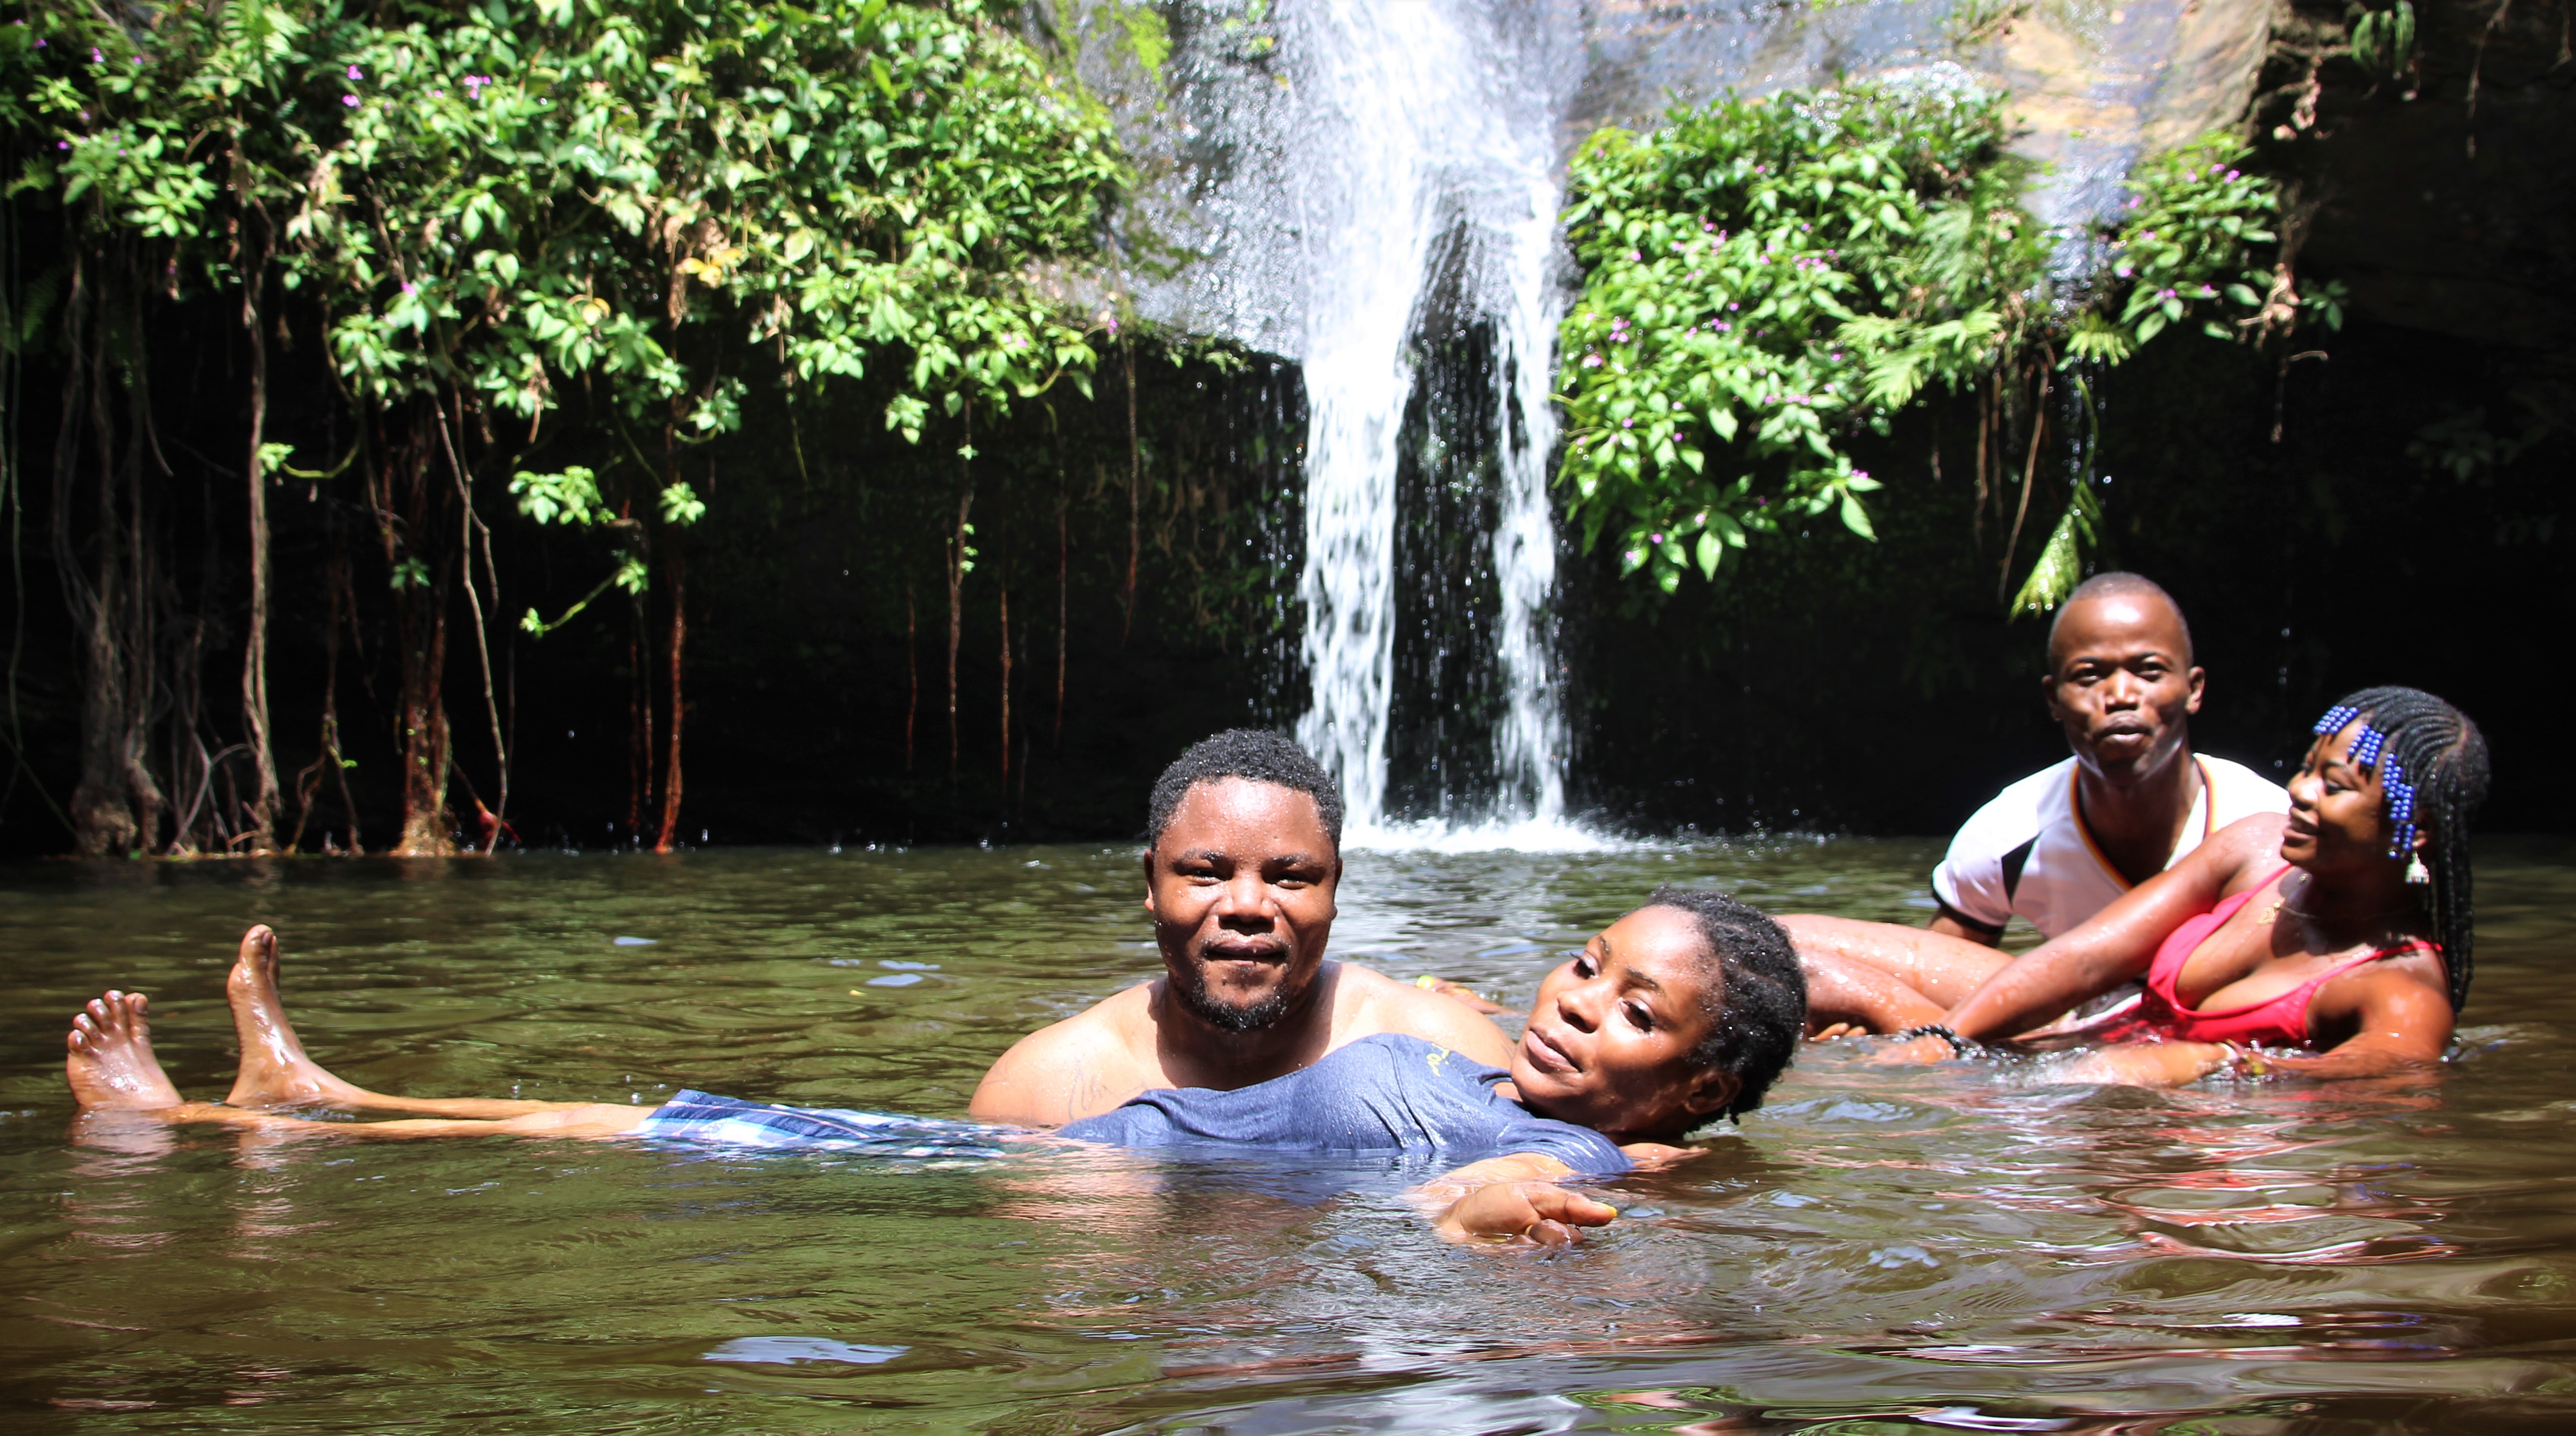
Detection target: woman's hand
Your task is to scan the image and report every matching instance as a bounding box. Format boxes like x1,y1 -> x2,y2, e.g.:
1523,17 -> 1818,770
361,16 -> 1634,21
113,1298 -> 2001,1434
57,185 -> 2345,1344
1436,1180 -> 1617,1245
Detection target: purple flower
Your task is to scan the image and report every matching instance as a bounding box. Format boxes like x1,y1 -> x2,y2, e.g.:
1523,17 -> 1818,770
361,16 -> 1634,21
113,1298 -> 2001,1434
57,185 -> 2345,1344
343,94 -> 359,106
1583,353 -> 1603,368
1649,532 -> 1663,544
401,282 -> 417,295
1621,418 -> 1633,428
56,140 -> 68,149
348,65 -> 364,81
431,88 -> 444,97
2115,265 -> 2132,278
90,46 -> 101,63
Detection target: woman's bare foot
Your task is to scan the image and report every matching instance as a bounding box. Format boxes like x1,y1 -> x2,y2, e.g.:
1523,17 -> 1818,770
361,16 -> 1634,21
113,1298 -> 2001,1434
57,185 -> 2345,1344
224,925 -> 372,1108
66,991 -> 185,1110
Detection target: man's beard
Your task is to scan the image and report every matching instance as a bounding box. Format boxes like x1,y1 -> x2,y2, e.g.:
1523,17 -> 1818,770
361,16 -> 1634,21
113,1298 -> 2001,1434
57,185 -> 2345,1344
1172,960 -> 1297,1033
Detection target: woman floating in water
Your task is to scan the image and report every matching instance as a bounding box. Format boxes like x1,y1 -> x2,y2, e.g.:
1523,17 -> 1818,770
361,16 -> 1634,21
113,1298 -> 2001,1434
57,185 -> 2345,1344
64,888 -> 1806,1243
1791,686 -> 2488,1085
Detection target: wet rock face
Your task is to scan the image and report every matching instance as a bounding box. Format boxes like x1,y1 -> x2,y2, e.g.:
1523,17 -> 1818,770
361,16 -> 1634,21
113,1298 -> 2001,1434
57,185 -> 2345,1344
1575,0 -> 2275,226
2271,0 -> 2576,400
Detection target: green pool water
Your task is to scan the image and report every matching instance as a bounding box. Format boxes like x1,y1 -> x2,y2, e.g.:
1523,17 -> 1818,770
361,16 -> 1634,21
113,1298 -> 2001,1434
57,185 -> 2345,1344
4,838 -> 2573,1432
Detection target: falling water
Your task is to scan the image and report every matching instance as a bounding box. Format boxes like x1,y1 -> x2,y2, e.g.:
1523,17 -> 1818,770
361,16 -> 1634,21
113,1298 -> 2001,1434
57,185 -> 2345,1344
1084,0 -> 2275,848
1275,0 -> 1582,846
1096,0 -> 1593,847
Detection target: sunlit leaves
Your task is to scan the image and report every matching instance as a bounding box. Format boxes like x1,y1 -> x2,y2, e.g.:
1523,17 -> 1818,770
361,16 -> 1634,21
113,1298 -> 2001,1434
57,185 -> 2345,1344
1556,81 -> 2043,597
511,466 -> 611,526
4,0 -> 1124,624
2100,135 -> 2281,354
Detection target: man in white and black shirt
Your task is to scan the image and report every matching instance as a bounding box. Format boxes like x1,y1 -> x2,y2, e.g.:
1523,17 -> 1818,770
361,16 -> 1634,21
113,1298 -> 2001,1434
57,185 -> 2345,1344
1929,573 -> 2288,946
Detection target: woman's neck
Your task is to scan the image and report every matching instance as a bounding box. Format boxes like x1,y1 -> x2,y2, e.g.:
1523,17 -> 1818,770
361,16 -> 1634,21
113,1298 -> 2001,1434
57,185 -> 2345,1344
2282,862 -> 2425,945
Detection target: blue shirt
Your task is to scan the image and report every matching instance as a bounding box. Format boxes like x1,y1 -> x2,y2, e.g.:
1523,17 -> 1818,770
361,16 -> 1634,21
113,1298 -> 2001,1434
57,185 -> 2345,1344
1059,1032 -> 1633,1175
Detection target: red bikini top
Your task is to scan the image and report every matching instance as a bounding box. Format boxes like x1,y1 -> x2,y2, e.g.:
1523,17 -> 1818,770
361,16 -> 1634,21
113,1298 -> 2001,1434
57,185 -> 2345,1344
2134,866 -> 2441,1047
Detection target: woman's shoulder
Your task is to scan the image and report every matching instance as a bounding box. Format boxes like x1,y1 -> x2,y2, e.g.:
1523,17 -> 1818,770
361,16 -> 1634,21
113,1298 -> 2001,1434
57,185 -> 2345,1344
2202,813 -> 2292,894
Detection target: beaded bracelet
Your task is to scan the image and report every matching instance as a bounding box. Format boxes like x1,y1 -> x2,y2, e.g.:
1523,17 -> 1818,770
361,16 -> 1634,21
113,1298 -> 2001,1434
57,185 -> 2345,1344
1895,1024 -> 1983,1059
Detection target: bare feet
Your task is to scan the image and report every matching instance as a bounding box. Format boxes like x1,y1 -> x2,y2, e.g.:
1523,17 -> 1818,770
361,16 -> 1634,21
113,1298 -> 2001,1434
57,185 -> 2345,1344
224,925 -> 371,1108
66,991 -> 185,1110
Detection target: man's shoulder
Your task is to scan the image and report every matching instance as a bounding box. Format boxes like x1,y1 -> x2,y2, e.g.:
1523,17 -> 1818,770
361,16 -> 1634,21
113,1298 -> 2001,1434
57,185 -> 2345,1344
1330,963 -> 1517,1067
1004,984 -> 1152,1055
967,983 -> 1155,1125
2196,753 -> 2292,822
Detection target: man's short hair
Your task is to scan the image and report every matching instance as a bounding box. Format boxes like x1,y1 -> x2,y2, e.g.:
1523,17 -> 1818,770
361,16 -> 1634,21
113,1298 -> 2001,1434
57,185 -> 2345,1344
1146,730 -> 1345,850
1642,887 -> 1807,1123
2045,571 -> 2194,664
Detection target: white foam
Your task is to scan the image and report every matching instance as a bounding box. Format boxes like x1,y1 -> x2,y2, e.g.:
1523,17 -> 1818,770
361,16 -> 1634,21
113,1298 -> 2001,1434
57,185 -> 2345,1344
1343,816 -> 1625,855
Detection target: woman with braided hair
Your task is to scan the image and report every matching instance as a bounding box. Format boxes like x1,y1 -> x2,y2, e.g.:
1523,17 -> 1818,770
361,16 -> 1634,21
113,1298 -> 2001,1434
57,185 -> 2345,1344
1787,686 -> 2489,1085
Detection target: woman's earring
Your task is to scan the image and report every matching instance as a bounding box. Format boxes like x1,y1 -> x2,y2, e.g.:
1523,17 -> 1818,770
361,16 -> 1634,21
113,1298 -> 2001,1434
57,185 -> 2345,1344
2405,854 -> 2431,885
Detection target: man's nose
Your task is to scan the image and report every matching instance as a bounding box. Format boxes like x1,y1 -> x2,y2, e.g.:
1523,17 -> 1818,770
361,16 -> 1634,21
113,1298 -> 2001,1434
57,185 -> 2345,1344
2102,671 -> 2145,707
1214,871 -> 1273,920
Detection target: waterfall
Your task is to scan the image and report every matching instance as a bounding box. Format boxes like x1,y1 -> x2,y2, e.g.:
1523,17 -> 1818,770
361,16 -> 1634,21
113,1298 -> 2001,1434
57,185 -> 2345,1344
1097,0 -> 1592,847
1086,0 -> 2274,848
1280,0 -> 1580,847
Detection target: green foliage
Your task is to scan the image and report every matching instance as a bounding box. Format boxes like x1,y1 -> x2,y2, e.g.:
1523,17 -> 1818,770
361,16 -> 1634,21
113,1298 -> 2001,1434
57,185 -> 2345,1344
511,467 -> 611,527
1560,79 -> 2318,606
2408,406 -> 2544,482
2006,377 -> 2104,616
5,0 -> 1124,626
1554,81 -> 2045,595
1110,2 -> 1172,80
2348,0 -> 2419,83
2098,135 -> 2278,348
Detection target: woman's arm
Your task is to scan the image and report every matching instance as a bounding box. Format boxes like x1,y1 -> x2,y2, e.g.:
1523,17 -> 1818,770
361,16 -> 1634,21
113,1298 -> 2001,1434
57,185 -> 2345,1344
1887,815 -> 2286,1060
2257,965 -> 2456,1079
2037,958 -> 2454,1087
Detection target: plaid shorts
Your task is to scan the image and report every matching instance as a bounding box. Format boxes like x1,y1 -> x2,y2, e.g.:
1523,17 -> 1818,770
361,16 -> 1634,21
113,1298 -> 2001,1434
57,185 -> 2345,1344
632,1090 -> 1013,1159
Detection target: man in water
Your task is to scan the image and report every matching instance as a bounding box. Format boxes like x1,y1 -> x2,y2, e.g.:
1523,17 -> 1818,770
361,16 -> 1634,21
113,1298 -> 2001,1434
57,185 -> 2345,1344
1927,572 -> 2288,945
967,729 -> 1516,1126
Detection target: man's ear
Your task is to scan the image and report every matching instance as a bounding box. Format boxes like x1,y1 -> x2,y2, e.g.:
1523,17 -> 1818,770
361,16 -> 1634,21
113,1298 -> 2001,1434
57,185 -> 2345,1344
1141,846 -> 1160,920
2185,664 -> 2208,715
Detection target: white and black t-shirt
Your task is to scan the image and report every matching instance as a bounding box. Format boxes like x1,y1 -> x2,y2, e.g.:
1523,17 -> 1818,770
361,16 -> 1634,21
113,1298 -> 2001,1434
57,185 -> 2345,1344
1931,755 -> 2290,940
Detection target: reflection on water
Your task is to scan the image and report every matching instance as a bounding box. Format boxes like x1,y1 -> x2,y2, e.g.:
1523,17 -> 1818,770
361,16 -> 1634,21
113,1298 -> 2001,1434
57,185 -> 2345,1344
4,838 -> 2574,1431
